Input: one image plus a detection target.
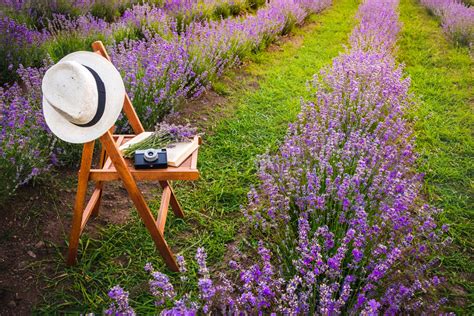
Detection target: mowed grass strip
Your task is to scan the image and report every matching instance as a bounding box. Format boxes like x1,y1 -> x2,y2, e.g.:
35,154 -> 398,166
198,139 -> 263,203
37,0 -> 360,313
398,0 -> 474,312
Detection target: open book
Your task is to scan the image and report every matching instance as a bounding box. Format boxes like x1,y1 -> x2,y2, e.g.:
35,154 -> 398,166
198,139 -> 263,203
119,132 -> 199,167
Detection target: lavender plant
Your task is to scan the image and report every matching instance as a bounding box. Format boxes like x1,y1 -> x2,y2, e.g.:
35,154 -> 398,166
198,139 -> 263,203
106,285 -> 136,316
119,3 -> 172,39
350,0 -> 400,54
44,13 -> 119,62
0,64 -> 56,204
420,0 -> 474,46
108,248 -> 271,314
0,17 -> 48,83
245,51 -> 446,312
0,0 -> 144,26
296,0 -> 332,13
243,0 -> 447,313
164,0 -> 250,31
111,0 -> 329,130
106,0 -> 447,313
0,0 -> 257,81
110,32 -> 208,129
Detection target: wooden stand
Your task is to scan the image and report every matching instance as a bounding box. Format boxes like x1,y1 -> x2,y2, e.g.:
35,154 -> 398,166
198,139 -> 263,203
67,41 -> 201,272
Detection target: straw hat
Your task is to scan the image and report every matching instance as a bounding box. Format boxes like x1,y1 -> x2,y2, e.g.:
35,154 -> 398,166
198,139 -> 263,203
42,51 -> 125,144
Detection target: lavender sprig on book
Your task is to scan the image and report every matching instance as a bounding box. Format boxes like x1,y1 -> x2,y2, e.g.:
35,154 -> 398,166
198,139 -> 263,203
122,123 -> 197,159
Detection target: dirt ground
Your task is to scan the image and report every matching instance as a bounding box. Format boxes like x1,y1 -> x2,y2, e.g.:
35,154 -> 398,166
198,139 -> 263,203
0,170 -> 140,315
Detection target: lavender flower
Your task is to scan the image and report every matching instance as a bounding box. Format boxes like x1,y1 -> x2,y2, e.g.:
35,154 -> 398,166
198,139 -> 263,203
176,255 -> 189,282
106,285 -> 135,316
145,263 -> 177,306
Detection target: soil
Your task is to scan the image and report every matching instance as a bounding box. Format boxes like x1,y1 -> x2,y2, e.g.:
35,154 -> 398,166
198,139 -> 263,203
0,169 -> 143,315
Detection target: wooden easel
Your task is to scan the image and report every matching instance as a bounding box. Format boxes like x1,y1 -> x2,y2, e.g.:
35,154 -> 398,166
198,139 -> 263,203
67,41 -> 201,272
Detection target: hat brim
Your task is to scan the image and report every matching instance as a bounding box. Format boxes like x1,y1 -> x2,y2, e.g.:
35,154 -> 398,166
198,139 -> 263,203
43,51 -> 125,144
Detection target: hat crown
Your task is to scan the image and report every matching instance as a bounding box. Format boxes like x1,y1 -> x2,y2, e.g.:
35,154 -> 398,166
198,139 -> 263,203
42,61 -> 98,125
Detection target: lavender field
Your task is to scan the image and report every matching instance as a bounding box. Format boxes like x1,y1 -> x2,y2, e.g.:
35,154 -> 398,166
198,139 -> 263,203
0,0 -> 472,314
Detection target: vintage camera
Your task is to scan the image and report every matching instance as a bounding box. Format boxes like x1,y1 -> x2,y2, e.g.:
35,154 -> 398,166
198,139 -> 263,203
134,148 -> 168,169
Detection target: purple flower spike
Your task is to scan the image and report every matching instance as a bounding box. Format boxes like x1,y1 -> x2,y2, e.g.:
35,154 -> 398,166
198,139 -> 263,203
105,285 -> 135,316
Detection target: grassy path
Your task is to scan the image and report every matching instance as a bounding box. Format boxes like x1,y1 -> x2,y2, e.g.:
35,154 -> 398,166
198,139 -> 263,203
398,0 -> 474,312
38,0 -> 360,313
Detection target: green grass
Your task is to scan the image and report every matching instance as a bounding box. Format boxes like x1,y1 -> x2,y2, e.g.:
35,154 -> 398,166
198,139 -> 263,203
398,0 -> 474,313
35,0 -> 360,313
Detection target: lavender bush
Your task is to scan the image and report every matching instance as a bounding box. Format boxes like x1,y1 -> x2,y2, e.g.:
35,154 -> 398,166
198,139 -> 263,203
241,0 -> 447,313
119,3 -> 172,39
0,17 -> 48,83
164,0 -> 250,31
420,0 -> 474,46
110,32 -> 208,128
0,64 -> 57,204
0,0 -> 260,81
245,52 -> 446,313
106,0 -> 447,313
0,0 -> 145,26
110,0 -> 328,129
43,13 -> 131,62
350,0 -> 400,54
297,0 -> 332,13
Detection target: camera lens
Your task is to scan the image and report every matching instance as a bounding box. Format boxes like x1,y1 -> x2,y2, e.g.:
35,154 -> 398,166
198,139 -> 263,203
144,149 -> 159,162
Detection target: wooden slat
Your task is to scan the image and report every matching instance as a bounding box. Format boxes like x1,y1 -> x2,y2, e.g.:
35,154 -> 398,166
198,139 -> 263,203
103,157 -> 113,170
102,135 -> 125,170
157,185 -> 171,233
160,181 -> 184,218
67,140 -> 95,266
92,40 -> 144,135
91,126 -> 116,217
190,136 -> 201,169
122,94 -> 145,134
92,41 -> 112,61
115,135 -> 126,144
89,169 -> 200,181
80,188 -> 102,232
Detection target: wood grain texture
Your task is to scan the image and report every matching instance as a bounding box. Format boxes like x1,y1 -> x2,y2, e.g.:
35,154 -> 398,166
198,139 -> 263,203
67,140 -> 95,266
157,185 -> 171,233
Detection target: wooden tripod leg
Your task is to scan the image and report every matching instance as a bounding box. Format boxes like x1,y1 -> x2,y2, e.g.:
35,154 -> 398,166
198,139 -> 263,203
100,131 -> 179,272
159,181 -> 184,218
67,141 -> 95,266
